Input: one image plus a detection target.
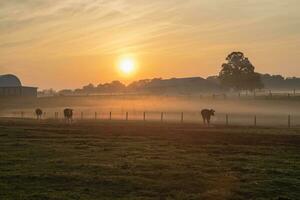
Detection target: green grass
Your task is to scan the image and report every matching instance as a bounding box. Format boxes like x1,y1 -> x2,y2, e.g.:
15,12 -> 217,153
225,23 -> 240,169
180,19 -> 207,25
0,120 -> 299,200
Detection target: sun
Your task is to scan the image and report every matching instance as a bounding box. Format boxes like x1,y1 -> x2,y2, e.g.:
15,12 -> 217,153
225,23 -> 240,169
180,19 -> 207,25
118,58 -> 136,75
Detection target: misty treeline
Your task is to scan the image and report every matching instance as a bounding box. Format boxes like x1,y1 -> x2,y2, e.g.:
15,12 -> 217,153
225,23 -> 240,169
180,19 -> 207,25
39,52 -> 300,96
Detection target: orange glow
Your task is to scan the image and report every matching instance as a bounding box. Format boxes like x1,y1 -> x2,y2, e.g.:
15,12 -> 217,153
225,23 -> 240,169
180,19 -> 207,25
117,56 -> 138,78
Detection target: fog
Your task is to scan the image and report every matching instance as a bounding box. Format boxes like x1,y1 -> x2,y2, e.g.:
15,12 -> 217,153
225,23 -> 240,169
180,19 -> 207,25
0,95 -> 299,126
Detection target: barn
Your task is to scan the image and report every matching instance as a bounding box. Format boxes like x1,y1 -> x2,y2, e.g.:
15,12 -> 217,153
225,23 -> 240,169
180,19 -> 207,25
0,74 -> 37,97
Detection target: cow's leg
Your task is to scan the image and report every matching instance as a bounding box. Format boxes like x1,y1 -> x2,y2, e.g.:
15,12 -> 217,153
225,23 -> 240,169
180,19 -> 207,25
207,116 -> 211,125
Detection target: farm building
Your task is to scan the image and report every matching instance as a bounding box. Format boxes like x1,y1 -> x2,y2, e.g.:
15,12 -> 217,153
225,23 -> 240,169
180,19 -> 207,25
0,74 -> 37,97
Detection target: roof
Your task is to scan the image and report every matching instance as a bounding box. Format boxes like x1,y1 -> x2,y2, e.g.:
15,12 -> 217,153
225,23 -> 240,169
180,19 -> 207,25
0,74 -> 22,87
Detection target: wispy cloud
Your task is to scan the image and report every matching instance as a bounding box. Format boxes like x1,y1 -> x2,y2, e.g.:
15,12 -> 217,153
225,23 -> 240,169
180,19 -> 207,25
0,0 -> 300,88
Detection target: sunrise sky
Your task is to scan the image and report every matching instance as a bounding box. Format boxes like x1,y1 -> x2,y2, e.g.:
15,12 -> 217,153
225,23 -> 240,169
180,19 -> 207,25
1,0 -> 300,89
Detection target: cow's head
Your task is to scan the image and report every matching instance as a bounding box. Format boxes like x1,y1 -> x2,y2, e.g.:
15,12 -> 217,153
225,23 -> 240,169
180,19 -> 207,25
210,109 -> 215,116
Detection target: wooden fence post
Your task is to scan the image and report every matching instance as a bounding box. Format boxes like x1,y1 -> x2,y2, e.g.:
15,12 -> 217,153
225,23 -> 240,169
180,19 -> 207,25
181,112 -> 184,123
143,112 -> 146,122
126,112 -> 128,121
95,112 -> 97,120
226,114 -> 229,126
109,112 -> 112,120
294,89 -> 296,96
288,115 -> 291,128
254,115 -> 257,127
161,112 -> 164,123
81,112 -> 83,120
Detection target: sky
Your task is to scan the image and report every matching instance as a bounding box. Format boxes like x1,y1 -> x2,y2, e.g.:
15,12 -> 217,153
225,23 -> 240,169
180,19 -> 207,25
0,0 -> 300,90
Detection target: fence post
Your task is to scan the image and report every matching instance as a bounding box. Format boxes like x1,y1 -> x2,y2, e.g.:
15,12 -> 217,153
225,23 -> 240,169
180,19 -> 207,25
81,112 -> 83,120
109,112 -> 112,120
226,114 -> 229,126
143,112 -> 146,122
95,112 -> 97,120
126,112 -> 128,121
294,89 -> 296,96
161,112 -> 164,123
254,115 -> 257,127
181,112 -> 184,123
288,115 -> 291,128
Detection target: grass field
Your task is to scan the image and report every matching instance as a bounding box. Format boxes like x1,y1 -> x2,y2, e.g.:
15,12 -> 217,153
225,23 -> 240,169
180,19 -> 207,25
0,119 -> 299,200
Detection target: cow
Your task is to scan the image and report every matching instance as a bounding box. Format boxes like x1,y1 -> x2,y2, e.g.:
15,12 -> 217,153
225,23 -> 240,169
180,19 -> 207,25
35,108 -> 43,120
64,108 -> 73,123
201,109 -> 215,125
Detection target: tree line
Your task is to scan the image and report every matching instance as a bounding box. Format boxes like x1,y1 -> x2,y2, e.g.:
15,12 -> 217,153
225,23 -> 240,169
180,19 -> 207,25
38,52 -> 299,96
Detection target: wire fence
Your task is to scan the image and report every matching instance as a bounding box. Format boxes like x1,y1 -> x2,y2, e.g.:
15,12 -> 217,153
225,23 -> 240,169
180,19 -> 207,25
2,110 -> 300,128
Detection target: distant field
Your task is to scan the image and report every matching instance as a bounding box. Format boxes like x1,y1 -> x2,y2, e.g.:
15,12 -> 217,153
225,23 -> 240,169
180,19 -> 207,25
0,119 -> 299,200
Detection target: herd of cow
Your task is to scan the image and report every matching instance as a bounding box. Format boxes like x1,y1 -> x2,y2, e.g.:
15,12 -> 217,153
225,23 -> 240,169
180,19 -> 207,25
35,108 -> 215,125
35,108 -> 73,123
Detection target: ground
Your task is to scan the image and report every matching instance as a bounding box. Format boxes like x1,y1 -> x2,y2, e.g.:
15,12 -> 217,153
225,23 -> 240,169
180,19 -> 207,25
0,119 -> 299,200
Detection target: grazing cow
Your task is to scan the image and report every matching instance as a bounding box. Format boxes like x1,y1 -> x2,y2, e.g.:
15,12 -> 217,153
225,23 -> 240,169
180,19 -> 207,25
35,108 -> 43,120
64,108 -> 73,123
201,109 -> 215,125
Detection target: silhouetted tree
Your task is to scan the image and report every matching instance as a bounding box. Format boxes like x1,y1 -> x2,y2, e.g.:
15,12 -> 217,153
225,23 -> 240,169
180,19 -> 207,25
83,83 -> 95,92
260,74 -> 300,89
219,52 -> 263,91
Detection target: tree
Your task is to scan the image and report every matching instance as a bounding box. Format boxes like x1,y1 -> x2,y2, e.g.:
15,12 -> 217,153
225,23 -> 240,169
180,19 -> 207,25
219,52 -> 263,91
82,83 -> 95,93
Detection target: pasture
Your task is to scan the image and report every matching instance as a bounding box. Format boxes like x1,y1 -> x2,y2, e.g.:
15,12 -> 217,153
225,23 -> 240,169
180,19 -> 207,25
0,119 -> 299,200
0,95 -> 300,127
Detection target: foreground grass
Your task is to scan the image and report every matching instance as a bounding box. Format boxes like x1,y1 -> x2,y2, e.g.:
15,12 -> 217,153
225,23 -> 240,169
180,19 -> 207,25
0,120 -> 299,200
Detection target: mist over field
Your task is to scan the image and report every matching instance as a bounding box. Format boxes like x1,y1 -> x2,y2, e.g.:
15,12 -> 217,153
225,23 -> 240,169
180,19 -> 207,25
1,95 -> 299,126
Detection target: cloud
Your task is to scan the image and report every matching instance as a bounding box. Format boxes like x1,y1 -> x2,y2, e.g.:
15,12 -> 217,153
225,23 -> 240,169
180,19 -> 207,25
0,0 -> 300,87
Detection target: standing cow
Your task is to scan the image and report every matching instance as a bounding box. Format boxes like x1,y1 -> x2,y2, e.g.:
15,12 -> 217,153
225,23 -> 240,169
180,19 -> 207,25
64,108 -> 73,123
201,109 -> 215,125
35,108 -> 43,120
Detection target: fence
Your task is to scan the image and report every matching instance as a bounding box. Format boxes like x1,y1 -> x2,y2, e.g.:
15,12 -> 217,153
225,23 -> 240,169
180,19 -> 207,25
3,110 -> 300,128
199,90 -> 300,100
